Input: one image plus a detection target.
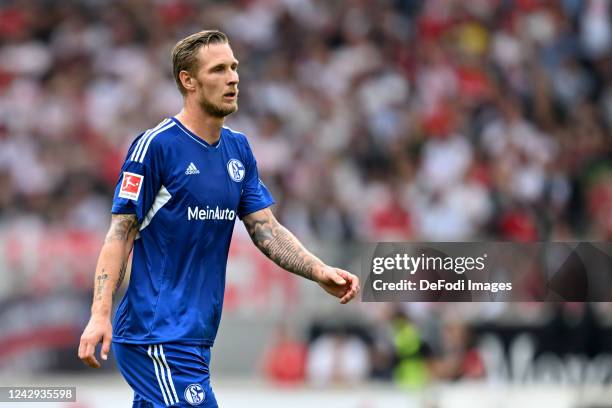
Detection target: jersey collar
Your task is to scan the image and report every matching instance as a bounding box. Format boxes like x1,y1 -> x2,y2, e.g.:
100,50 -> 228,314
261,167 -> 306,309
171,116 -> 223,149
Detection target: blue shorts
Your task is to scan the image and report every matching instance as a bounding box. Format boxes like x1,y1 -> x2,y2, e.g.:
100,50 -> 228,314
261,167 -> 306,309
113,342 -> 218,408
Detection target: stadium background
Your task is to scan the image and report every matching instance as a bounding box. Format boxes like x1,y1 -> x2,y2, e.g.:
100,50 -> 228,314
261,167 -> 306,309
1,0 -> 612,406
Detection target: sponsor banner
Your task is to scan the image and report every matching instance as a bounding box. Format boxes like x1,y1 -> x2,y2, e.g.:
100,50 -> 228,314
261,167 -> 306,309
187,206 -> 236,221
473,321 -> 612,385
361,242 -> 612,302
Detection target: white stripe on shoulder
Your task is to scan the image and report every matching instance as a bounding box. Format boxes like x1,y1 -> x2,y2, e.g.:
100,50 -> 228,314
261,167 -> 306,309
153,345 -> 175,405
148,345 -> 170,406
140,185 -> 172,231
159,345 -> 179,403
130,119 -> 170,162
137,121 -> 176,163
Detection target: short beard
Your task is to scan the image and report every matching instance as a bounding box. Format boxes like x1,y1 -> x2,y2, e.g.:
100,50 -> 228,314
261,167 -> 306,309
198,94 -> 237,118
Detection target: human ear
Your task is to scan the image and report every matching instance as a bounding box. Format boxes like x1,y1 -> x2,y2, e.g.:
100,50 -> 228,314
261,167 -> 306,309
179,70 -> 196,92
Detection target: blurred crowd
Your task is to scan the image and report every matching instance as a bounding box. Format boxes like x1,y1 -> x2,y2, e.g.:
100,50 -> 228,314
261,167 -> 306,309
1,0 -> 612,383
1,0 -> 611,244
261,302 -> 612,387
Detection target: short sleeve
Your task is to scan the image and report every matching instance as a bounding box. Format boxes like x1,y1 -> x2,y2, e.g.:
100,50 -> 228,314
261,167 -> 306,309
237,142 -> 275,219
111,135 -> 164,224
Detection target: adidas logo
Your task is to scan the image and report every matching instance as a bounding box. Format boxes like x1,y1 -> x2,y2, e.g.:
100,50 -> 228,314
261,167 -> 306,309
185,162 -> 200,175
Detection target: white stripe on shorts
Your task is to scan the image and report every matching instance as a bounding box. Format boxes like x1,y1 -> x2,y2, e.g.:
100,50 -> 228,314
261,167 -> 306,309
159,345 -> 180,403
153,345 -> 175,405
147,344 -> 171,406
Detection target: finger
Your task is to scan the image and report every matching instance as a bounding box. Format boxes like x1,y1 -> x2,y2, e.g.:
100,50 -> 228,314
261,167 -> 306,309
77,338 -> 85,360
330,269 -> 346,285
83,340 -> 101,368
339,284 -> 352,303
350,274 -> 360,293
340,274 -> 360,304
340,289 -> 357,304
340,289 -> 354,303
85,355 -> 101,368
78,336 -> 90,361
85,341 -> 100,368
338,271 -> 358,289
333,270 -> 353,303
101,333 -> 112,361
334,268 -> 351,285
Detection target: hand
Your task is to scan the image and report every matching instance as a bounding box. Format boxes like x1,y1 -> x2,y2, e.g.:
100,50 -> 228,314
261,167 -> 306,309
78,315 -> 113,368
315,266 -> 360,304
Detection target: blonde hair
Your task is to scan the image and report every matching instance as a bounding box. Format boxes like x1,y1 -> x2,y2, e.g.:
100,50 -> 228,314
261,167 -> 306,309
171,30 -> 229,95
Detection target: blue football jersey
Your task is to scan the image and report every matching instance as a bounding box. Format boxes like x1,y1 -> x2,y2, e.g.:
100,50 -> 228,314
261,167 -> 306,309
110,117 -> 275,345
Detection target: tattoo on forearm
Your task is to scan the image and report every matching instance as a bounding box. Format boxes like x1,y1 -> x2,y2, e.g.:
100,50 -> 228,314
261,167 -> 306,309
104,214 -> 138,244
244,214 -> 320,281
96,214 -> 136,302
95,272 -> 109,301
114,261 -> 127,294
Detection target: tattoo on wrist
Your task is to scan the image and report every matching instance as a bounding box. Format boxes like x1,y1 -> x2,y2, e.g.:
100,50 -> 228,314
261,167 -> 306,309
244,215 -> 319,281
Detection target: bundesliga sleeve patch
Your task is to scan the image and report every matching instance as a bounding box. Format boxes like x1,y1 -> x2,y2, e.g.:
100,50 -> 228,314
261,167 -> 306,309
118,171 -> 144,201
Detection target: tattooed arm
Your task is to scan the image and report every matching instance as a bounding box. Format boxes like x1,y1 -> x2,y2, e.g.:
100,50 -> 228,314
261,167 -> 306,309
78,214 -> 139,368
243,208 -> 360,304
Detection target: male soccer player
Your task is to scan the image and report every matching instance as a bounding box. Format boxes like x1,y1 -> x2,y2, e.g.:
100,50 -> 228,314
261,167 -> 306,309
77,30 -> 360,407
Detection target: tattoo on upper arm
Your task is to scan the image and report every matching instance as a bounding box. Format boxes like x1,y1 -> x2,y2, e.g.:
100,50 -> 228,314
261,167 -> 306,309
104,214 -> 139,244
244,212 -> 319,281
